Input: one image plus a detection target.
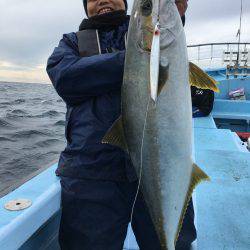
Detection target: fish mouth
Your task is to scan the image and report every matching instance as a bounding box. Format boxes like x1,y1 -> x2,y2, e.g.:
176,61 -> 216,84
98,7 -> 114,15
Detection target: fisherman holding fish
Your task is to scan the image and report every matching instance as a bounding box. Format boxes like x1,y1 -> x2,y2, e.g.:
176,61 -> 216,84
47,0 -> 196,249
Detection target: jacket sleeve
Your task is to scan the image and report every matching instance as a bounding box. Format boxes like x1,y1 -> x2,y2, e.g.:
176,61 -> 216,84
46,33 -> 125,105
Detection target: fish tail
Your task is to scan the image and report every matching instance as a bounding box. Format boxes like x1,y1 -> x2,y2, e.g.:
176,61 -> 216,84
175,164 -> 210,245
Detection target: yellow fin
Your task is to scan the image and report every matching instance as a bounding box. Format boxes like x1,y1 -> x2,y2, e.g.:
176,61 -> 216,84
191,163 -> 211,184
189,62 -> 220,93
102,116 -> 128,152
175,163 -> 210,245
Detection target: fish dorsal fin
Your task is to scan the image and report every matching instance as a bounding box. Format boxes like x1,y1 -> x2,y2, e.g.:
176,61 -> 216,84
175,163 -> 210,245
102,116 -> 128,152
189,62 -> 220,93
158,63 -> 169,96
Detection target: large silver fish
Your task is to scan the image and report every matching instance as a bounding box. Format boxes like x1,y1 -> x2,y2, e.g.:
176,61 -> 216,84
103,0 -> 209,249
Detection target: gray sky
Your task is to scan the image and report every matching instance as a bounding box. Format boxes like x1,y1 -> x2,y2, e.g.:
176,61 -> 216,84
0,0 -> 249,83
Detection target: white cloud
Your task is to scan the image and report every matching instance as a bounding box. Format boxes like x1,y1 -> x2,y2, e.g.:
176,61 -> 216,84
186,16 -> 250,45
0,0 -> 249,83
185,0 -> 250,44
0,60 -> 49,83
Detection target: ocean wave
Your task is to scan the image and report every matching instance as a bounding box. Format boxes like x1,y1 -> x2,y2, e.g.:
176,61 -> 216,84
0,99 -> 25,106
54,120 -> 65,126
29,110 -> 61,118
31,97 -> 43,101
0,81 -> 65,193
33,151 -> 60,161
0,170 -> 15,178
0,87 -> 7,92
14,99 -> 26,104
11,129 -> 51,139
6,109 -> 28,118
0,136 -> 16,142
42,110 -> 60,117
41,100 -> 53,105
0,101 -> 12,106
0,118 -> 13,127
35,139 -> 60,147
15,110 -> 64,119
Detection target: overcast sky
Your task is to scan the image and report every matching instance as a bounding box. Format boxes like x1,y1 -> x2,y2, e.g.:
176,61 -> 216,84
0,0 -> 249,83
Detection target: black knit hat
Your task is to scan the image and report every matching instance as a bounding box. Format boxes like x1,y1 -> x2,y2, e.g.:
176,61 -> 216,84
83,0 -> 128,16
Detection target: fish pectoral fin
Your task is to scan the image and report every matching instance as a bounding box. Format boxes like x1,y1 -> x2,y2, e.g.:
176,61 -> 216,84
191,163 -> 211,186
175,163 -> 210,245
158,63 -> 169,96
102,116 -> 128,152
189,62 -> 220,93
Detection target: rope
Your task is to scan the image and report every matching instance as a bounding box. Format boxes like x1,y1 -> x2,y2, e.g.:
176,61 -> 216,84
130,95 -> 151,224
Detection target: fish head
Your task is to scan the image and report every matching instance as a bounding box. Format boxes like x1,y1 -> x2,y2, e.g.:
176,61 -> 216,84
159,0 -> 184,50
134,0 -> 155,52
132,0 -> 161,52
134,0 -> 183,52
157,0 -> 187,93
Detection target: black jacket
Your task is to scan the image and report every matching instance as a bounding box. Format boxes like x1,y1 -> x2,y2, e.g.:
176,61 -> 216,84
47,19 -> 137,181
191,86 -> 214,116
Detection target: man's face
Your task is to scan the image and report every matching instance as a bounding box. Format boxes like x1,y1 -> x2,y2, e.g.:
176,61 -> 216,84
175,0 -> 188,17
87,0 -> 125,17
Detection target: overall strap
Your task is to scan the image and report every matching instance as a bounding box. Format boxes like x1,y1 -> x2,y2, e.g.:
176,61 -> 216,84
76,30 -> 128,56
76,30 -> 101,57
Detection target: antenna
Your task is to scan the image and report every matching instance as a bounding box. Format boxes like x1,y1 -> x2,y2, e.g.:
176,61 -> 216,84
236,0 -> 243,64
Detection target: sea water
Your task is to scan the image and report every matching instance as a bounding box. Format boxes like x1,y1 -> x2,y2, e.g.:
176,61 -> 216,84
0,81 -> 65,195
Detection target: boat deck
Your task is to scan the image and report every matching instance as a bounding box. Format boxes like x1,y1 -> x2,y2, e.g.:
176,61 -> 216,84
124,115 -> 250,250
0,70 -> 250,250
1,114 -> 250,250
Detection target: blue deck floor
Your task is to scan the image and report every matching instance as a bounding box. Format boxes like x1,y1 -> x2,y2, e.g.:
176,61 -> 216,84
123,116 -> 250,249
0,115 -> 250,249
194,115 -> 250,249
193,116 -> 250,249
195,150 -> 250,249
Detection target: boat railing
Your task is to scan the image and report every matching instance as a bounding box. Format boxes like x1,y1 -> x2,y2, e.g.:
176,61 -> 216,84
187,42 -> 250,77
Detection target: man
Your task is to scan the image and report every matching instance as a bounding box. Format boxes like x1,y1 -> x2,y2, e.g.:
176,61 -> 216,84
175,0 -> 188,25
191,86 -> 215,117
47,0 -> 195,249
176,0 -> 215,118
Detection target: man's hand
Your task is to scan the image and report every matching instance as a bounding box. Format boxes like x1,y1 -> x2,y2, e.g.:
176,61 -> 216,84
175,0 -> 188,17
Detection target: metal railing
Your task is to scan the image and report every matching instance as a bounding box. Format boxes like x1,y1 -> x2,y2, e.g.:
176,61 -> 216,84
187,42 -> 250,73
